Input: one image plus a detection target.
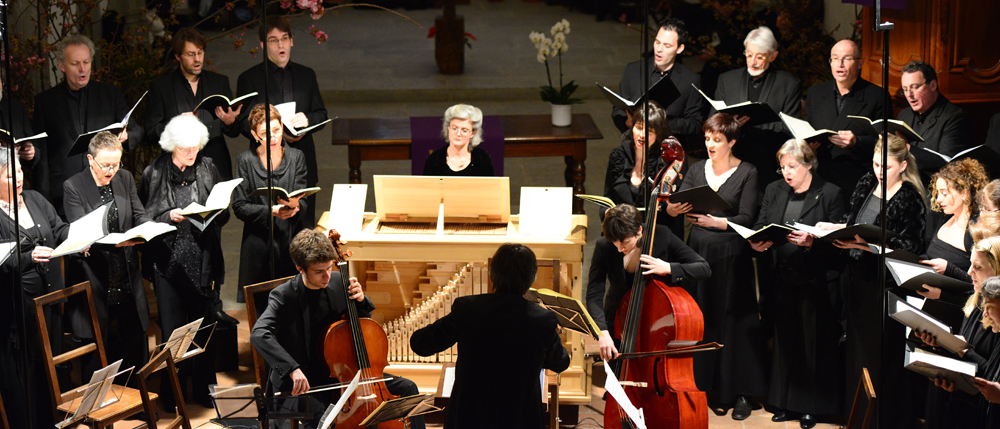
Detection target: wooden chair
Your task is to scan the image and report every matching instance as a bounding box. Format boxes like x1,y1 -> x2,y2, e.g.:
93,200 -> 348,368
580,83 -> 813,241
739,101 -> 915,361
243,276 -> 295,389
846,367 -> 877,429
0,388 -> 9,429
33,281 -> 153,428
136,349 -> 191,429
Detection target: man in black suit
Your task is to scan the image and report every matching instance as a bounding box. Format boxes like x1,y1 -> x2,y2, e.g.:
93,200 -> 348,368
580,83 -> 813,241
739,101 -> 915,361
145,28 -> 242,181
34,35 -> 142,214
612,18 -> 704,151
896,60 -> 974,176
237,16 -> 327,228
713,26 -> 801,187
804,40 -> 889,203
63,131 -> 151,380
251,229 -> 423,429
411,243 -> 570,429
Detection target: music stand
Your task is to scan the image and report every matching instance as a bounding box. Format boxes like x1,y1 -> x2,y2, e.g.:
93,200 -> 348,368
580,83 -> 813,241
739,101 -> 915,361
525,288 -> 602,340
210,384 -> 312,429
55,360 -> 133,428
152,319 -> 217,371
357,394 -> 442,428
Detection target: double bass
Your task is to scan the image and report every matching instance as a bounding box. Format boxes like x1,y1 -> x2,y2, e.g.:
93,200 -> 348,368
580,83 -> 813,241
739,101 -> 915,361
604,138 -> 709,429
321,230 -> 409,428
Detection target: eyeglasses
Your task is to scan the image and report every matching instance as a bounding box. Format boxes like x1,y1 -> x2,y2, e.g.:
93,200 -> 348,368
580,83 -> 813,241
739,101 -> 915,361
92,160 -> 122,172
257,126 -> 283,139
267,35 -> 292,45
744,51 -> 769,62
829,56 -> 856,64
901,81 -> 927,95
776,163 -> 802,174
449,125 -> 475,136
181,50 -> 205,59
176,146 -> 199,154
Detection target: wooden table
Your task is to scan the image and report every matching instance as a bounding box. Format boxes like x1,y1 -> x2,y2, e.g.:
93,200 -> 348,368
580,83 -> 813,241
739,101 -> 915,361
330,114 -> 604,214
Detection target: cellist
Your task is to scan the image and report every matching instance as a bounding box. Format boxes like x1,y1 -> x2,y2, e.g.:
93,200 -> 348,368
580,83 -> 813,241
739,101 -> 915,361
250,229 -> 425,429
586,203 -> 711,361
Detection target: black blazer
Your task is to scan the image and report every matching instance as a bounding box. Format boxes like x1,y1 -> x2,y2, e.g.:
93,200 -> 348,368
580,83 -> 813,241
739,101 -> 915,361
33,81 -> 142,205
0,190 -> 70,297
753,176 -> 846,274
410,292 -> 570,429
144,69 -> 241,145
586,226 -> 711,332
804,78 -> 889,192
612,61 -> 704,141
843,171 -> 927,255
712,67 -> 801,136
235,60 -> 327,143
896,95 -> 974,157
250,273 -> 375,393
62,168 -> 152,336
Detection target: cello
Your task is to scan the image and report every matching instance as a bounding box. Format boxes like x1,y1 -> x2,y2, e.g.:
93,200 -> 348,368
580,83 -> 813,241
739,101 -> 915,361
604,138 -> 709,429
321,229 -> 409,429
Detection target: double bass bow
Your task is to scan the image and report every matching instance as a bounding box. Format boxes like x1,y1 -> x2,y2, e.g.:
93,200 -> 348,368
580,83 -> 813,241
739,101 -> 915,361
605,137 -> 710,429
321,229 -> 410,429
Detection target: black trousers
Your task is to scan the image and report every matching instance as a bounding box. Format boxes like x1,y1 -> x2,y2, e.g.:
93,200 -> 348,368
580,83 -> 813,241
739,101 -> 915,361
154,271 -> 218,407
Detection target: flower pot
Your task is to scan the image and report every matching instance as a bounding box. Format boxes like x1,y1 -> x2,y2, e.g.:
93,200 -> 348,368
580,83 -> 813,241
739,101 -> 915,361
551,103 -> 572,127
434,15 -> 465,75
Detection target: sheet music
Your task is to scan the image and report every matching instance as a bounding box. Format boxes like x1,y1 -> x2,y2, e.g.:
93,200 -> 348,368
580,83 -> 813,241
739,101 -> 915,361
0,241 -> 15,265
441,366 -> 456,397
602,361 -> 646,429
210,384 -> 259,419
519,187 -> 572,236
324,371 -> 361,429
328,184 -> 368,237
50,203 -> 111,257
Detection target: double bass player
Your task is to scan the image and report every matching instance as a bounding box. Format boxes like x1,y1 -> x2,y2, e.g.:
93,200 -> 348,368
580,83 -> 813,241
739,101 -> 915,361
250,229 -> 424,429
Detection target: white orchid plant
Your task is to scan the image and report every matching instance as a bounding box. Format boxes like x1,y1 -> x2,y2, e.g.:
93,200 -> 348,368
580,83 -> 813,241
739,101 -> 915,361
529,19 -> 581,105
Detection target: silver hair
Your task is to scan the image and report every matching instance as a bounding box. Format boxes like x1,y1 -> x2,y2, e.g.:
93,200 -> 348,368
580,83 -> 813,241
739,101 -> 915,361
775,139 -> 819,171
56,35 -> 96,62
0,146 -> 13,171
441,104 -> 484,150
159,115 -> 209,152
744,26 -> 778,54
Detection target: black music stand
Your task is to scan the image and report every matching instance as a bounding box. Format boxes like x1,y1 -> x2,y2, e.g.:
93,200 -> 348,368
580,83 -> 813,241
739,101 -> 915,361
210,385 -> 312,429
525,288 -> 602,340
356,394 -> 442,428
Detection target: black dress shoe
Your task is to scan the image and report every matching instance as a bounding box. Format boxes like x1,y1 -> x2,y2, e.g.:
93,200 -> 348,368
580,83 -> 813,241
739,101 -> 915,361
799,414 -> 816,429
731,396 -> 751,420
772,409 -> 799,422
215,309 -> 240,327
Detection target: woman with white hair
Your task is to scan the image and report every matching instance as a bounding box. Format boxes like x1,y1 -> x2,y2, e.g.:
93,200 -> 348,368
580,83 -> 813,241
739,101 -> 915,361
138,114 -> 229,407
0,146 -> 73,428
423,104 -> 495,176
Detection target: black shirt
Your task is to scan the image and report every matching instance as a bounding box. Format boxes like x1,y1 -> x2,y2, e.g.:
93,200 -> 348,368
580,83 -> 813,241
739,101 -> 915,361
423,145 -> 495,177
266,60 -> 294,104
747,68 -> 770,103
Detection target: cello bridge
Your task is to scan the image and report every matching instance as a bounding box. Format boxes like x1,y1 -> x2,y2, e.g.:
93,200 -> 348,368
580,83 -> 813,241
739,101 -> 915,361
618,381 -> 648,388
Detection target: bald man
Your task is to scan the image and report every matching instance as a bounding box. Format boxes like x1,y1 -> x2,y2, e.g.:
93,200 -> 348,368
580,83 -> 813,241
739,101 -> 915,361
804,40 -> 889,203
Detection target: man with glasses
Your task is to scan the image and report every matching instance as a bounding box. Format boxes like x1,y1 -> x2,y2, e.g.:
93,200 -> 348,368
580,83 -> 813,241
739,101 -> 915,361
145,28 -> 243,181
33,34 -> 142,216
611,18 -> 704,151
237,16 -> 328,228
63,130 -> 152,385
804,40 -> 889,204
896,60 -> 973,175
712,26 -> 801,188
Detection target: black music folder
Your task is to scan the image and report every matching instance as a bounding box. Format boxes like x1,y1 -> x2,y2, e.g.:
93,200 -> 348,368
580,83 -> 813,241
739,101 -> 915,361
192,92 -> 257,114
694,84 -> 779,126
885,258 -> 974,293
847,115 -> 924,142
666,185 -> 733,214
598,75 -> 681,113
728,222 -> 794,243
67,91 -> 147,157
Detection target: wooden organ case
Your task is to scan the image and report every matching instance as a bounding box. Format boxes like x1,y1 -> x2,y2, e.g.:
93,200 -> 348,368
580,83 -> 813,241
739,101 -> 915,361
318,176 -> 591,408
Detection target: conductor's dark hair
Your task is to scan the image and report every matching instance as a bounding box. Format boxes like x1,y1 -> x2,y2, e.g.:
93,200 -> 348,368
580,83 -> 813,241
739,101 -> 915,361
172,28 -> 206,57
289,229 -> 338,269
490,243 -> 537,295
603,204 -> 643,243
901,61 -> 938,84
703,113 -> 740,142
259,16 -> 292,42
658,17 -> 688,46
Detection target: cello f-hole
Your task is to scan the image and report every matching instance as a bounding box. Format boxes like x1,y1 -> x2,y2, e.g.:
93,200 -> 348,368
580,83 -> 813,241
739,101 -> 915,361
653,357 -> 665,397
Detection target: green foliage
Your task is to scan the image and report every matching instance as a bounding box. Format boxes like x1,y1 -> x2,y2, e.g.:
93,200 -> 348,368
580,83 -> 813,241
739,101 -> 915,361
539,81 -> 581,105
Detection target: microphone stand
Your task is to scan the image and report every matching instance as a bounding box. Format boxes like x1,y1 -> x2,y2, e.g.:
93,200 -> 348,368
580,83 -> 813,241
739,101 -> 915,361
873,0 -> 893,426
639,0 -> 650,210
261,7 -> 275,280
0,0 -> 33,426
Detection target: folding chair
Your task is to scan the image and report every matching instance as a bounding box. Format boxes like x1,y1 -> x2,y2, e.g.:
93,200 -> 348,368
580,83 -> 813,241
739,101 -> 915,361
136,349 -> 191,429
33,281 -> 153,428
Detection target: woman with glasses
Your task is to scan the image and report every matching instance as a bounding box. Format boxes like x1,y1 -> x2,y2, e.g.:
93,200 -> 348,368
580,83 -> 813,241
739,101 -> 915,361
0,146 -> 73,428
664,112 -> 766,420
747,139 -> 845,428
138,115 -> 229,408
423,104 -> 494,176
232,103 -> 308,303
63,130 -> 152,385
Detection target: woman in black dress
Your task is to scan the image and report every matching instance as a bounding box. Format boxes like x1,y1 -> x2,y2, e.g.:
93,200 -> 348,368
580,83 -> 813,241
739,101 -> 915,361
233,104 -> 308,302
918,159 -> 989,307
749,140 -> 845,428
423,104 -> 494,176
139,114 -> 230,407
0,150 -> 73,428
665,112 -> 765,419
816,134 -> 927,428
